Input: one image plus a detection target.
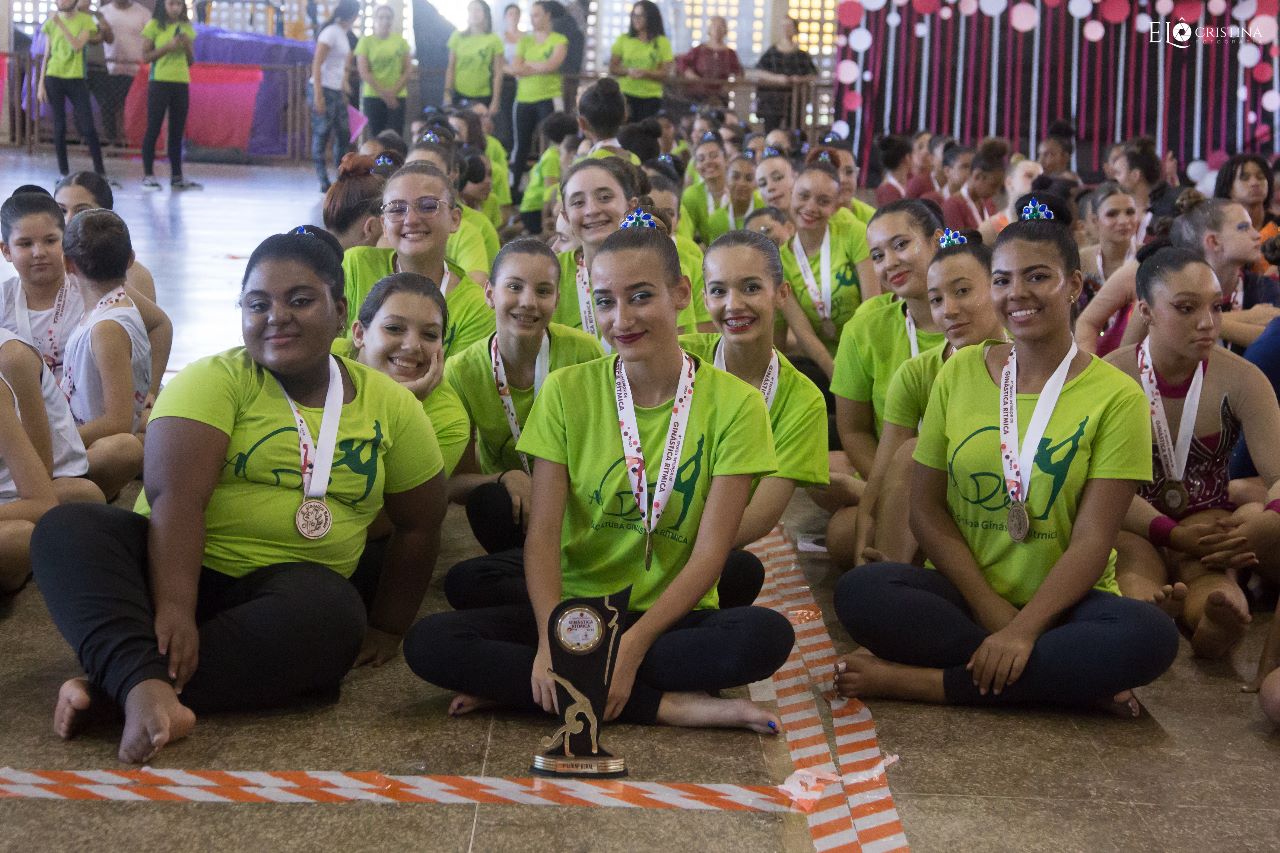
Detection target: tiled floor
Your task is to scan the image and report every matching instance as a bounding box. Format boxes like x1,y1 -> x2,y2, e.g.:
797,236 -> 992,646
2,151 -> 1279,852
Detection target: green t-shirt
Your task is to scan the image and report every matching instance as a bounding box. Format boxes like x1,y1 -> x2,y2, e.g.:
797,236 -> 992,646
780,217 -> 872,356
445,324 -> 605,474
446,30 -> 502,99
480,193 -> 503,231
883,343 -> 946,430
853,291 -> 895,318
355,33 -> 410,98
914,345 -> 1151,606
675,235 -> 710,332
849,197 -> 876,226
611,34 -> 672,99
42,12 -> 98,79
830,297 -> 946,435
679,333 -> 828,487
679,181 -> 725,246
339,248 -> 493,359
517,354 -> 777,611
459,204 -> 500,269
703,197 -> 764,246
584,147 -> 642,166
552,249 -> 592,334
423,380 -> 470,476
516,32 -> 567,104
138,349 -> 441,579
142,20 -> 196,83
520,146 -> 561,213
485,134 -> 512,208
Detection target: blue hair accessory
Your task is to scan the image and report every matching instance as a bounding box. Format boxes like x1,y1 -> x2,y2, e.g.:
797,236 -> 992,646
620,209 -> 658,229
816,150 -> 833,165
657,153 -> 674,164
762,145 -> 784,159
1021,197 -> 1054,221
419,131 -> 441,145
938,228 -> 968,248
699,131 -> 720,144
293,225 -> 311,235
821,131 -> 844,145
374,153 -> 395,167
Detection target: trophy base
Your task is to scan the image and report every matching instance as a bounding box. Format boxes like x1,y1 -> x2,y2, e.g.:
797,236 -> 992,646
531,752 -> 628,778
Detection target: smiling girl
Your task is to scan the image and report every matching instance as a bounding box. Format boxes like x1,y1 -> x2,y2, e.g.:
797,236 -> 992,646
680,133 -> 729,244
702,155 -> 762,245
405,224 -> 793,731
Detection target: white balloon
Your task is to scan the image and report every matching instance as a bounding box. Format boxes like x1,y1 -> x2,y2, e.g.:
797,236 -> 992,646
1207,0 -> 1227,14
863,0 -> 890,10
1239,42 -> 1262,68
887,11 -> 903,25
831,120 -> 851,139
1068,0 -> 1093,18
1135,12 -> 1152,32
1248,110 -> 1259,123
1262,90 -> 1280,113
1196,170 -> 1219,197
837,34 -> 848,47
915,21 -> 930,36
849,26 -> 874,51
1185,159 -> 1209,182
979,0 -> 1009,14
863,70 -> 874,81
837,59 -> 861,84
1238,84 -> 1250,101
1231,0 -> 1257,21
1154,0 -> 1173,14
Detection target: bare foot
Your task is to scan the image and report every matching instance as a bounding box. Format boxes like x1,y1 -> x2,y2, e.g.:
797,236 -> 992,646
54,677 -> 96,739
447,693 -> 499,716
655,692 -> 781,734
833,653 -> 946,703
1095,689 -> 1143,718
1191,590 -> 1252,659
1150,583 -> 1189,620
119,679 -> 195,764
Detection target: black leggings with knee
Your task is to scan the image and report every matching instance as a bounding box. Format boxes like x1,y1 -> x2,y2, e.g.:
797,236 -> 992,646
43,75 -> 105,176
31,504 -> 367,713
142,81 -> 190,180
405,601 -> 793,724
835,563 -> 1179,708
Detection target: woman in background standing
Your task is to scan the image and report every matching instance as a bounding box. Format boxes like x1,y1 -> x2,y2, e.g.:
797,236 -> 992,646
357,4 -> 412,137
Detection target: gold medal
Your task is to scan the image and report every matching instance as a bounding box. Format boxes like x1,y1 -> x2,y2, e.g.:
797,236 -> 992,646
1163,481 -> 1190,518
1007,500 -> 1030,543
295,498 -> 332,540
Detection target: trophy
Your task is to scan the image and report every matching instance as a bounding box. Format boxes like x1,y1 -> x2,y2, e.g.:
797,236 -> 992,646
531,587 -> 631,778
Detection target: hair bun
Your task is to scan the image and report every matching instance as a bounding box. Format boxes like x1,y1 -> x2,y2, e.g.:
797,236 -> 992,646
338,153 -> 377,179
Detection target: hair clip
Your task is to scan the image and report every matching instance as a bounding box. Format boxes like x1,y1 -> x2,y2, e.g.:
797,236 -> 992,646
938,228 -> 968,248
1021,197 -> 1054,221
293,225 -> 312,235
816,150 -> 833,164
821,131 -> 843,145
374,153 -> 395,167
620,209 -> 658,229
699,131 -> 719,144
657,153 -> 674,164
419,131 -> 440,145
762,145 -> 784,159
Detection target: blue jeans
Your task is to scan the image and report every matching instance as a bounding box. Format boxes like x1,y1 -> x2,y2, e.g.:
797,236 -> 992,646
309,84 -> 349,187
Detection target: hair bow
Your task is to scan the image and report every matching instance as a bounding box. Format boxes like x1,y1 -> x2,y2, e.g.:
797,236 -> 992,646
620,209 -> 658,229
938,228 -> 968,248
1021,197 -> 1054,221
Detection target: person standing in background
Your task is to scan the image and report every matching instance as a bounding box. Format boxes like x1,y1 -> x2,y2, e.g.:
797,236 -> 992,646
495,3 -> 524,152
754,17 -> 816,132
97,0 -> 151,149
81,0 -> 115,149
310,0 -> 359,192
38,0 -> 108,177
545,1 -> 583,119
357,4 -> 412,137
677,16 -> 741,108
609,1 -> 672,122
140,0 -> 201,191
509,1 -> 567,193
445,1 -> 502,113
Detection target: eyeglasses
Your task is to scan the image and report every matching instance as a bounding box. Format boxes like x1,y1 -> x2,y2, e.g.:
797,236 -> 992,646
381,196 -> 450,221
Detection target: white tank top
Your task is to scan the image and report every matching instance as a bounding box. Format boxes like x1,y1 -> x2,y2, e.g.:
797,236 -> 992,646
60,300 -> 151,432
0,275 -> 84,383
0,328 -> 89,502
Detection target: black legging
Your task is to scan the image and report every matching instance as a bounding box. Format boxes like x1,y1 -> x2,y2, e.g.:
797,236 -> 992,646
443,546 -> 765,611
835,563 -> 1180,708
30,504 -> 366,714
511,98 -> 554,192
464,480 -> 525,554
625,95 -> 662,122
360,96 -> 405,138
405,602 -> 793,724
43,75 -> 105,176
141,80 -> 190,180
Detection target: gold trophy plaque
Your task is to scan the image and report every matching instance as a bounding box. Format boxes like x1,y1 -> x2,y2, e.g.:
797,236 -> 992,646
531,588 -> 630,778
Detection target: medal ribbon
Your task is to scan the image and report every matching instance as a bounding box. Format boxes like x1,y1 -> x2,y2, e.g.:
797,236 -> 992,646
960,185 -> 985,226
705,185 -> 728,219
791,229 -> 832,322
713,339 -> 779,410
998,342 -> 1079,505
574,254 -> 599,338
15,280 -> 70,370
278,356 -> 344,500
904,304 -> 920,358
614,353 -> 696,558
490,332 -> 550,475
1136,337 -> 1202,484
588,137 -> 621,155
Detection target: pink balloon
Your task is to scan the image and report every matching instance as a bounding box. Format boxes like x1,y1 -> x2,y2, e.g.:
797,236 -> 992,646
959,0 -> 980,13
844,90 -> 864,111
1100,0 -> 1130,23
1250,14 -> 1278,44
1010,2 -> 1039,30
1258,0 -> 1277,15
838,1 -> 865,27
1253,62 -> 1273,84
1083,19 -> 1106,40
1206,0 -> 1226,13
1173,0 -> 1204,21
913,0 -> 943,12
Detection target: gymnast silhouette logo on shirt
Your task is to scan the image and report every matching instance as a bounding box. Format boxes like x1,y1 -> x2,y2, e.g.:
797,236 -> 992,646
590,434 -> 704,539
226,420 -> 385,507
947,417 -> 1088,519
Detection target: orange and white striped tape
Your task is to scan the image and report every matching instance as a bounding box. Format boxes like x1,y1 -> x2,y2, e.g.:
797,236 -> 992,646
747,528 -> 909,853
0,767 -> 797,812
